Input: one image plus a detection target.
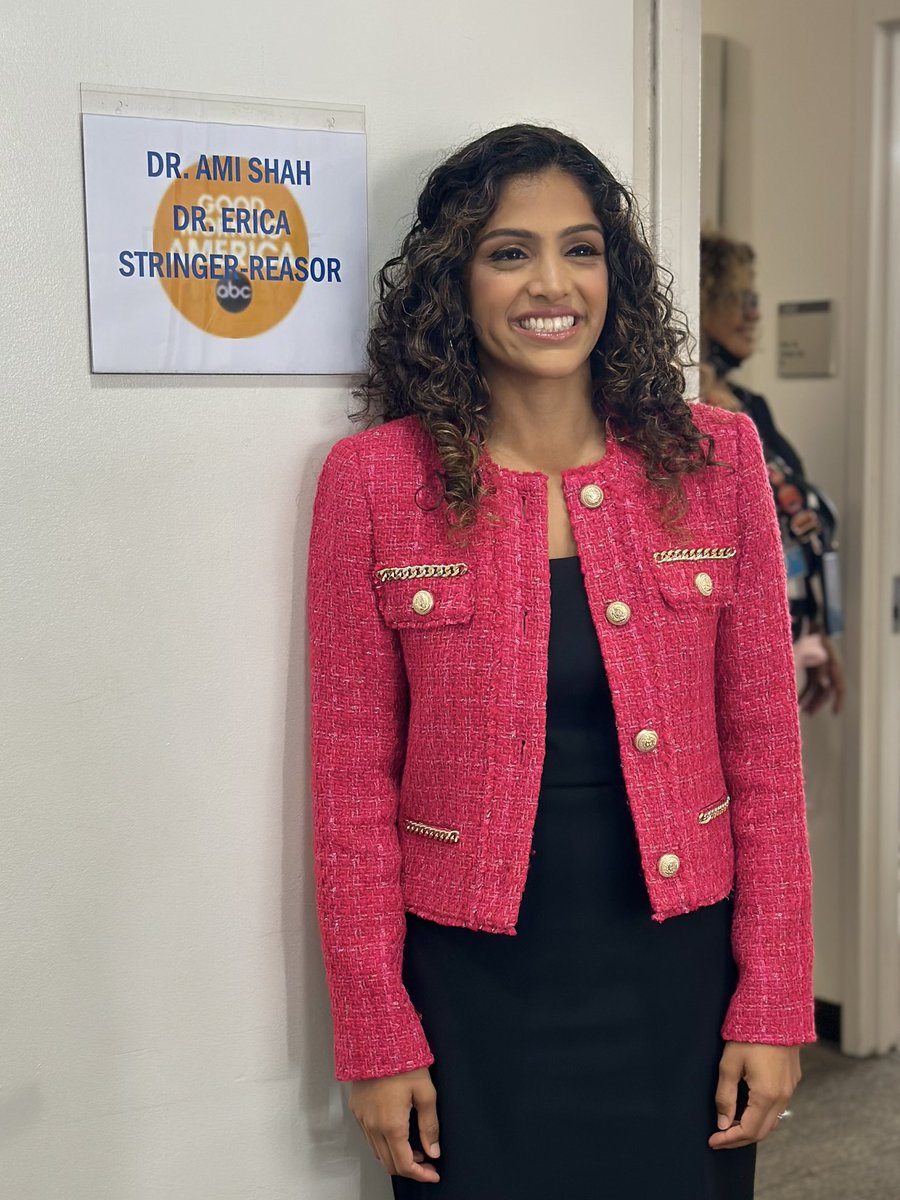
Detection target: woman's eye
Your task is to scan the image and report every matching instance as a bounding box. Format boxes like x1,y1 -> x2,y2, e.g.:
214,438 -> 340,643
488,247 -> 527,262
567,243 -> 603,257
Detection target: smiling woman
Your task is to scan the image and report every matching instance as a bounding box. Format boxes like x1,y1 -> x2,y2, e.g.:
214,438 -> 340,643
308,123 -> 813,1200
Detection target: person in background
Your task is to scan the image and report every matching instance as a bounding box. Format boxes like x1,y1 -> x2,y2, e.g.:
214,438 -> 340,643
699,231 -> 844,717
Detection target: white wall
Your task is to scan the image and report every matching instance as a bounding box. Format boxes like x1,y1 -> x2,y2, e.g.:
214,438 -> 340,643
701,0 -> 856,1008
0,2 -> 640,1196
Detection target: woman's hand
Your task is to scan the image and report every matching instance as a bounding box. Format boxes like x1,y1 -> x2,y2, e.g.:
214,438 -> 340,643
709,1041 -> 802,1149
349,1066 -> 441,1182
799,634 -> 845,715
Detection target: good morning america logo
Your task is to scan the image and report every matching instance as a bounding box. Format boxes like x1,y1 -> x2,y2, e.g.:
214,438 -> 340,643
145,155 -> 348,339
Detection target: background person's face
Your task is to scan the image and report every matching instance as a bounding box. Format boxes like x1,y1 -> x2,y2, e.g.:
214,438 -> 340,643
463,168 -> 609,381
703,262 -> 760,361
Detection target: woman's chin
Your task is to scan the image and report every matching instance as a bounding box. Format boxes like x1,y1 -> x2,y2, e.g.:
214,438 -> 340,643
510,351 -> 593,381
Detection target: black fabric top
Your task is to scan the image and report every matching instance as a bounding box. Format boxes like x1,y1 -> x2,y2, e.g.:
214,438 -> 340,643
541,555 -> 625,788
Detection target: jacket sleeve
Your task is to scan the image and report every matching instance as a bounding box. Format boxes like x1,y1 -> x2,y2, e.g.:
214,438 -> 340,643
714,411 -> 817,1045
306,437 -> 435,1080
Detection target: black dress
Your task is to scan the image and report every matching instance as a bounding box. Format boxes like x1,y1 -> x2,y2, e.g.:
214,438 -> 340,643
393,555 -> 756,1199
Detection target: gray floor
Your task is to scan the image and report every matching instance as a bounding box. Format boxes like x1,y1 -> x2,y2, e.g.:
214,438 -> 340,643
755,1036 -> 900,1198
755,933 -> 900,1199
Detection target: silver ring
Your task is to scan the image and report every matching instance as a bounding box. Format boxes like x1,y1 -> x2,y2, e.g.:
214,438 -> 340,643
776,1109 -> 792,1120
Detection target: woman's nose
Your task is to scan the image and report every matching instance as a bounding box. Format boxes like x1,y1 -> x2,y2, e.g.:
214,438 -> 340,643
528,255 -> 569,300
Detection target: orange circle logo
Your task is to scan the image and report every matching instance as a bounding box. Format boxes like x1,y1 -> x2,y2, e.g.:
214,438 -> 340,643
152,160 -> 309,338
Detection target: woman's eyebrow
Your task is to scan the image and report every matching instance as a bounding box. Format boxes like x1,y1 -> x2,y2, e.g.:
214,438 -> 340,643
477,223 -> 605,245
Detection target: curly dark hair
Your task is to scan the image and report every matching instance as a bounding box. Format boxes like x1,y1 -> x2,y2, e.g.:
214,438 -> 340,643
351,123 -> 729,545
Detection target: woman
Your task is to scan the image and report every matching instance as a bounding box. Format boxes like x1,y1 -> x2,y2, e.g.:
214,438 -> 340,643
307,125 -> 816,1199
699,232 -> 844,717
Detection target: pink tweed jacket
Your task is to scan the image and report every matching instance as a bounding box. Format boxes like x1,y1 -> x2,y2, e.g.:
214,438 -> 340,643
306,401 -> 817,1081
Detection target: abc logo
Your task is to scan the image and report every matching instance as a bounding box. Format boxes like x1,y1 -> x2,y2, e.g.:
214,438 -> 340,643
216,271 -> 252,313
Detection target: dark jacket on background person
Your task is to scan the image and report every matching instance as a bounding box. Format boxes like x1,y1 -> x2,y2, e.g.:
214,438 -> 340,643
707,339 -> 839,639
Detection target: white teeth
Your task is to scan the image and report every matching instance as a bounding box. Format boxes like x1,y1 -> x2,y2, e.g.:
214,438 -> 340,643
518,315 -> 576,332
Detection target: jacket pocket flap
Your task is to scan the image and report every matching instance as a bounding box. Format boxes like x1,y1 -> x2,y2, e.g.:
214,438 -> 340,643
374,564 -> 475,629
650,548 -> 737,608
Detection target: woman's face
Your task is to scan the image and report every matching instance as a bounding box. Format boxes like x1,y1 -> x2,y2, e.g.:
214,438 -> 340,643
703,261 -> 760,361
462,168 -> 609,381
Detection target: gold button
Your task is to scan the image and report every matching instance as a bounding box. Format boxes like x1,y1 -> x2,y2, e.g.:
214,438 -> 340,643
634,729 -> 658,752
657,853 -> 680,877
694,572 -> 713,596
605,601 -> 631,626
579,484 -> 604,508
411,589 -> 434,615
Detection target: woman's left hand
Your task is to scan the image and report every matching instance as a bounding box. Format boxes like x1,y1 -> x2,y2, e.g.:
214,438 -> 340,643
708,1041 -> 802,1149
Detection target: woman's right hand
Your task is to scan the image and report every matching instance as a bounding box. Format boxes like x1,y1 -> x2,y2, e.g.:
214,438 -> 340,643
349,1066 -> 441,1182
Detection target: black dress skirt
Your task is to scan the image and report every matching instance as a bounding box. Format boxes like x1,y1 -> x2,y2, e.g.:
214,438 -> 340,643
393,555 -> 756,1199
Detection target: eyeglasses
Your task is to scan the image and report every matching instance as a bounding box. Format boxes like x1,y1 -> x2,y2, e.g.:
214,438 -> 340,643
718,289 -> 760,314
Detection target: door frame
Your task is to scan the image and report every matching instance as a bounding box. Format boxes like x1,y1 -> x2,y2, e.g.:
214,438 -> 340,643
633,0 -> 702,400
843,1 -> 900,1056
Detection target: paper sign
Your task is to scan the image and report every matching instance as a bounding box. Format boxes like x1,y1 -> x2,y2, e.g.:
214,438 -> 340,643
81,112 -> 368,373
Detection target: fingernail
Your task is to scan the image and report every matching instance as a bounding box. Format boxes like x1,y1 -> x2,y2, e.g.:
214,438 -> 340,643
717,1114 -> 730,1130
430,1142 -> 440,1156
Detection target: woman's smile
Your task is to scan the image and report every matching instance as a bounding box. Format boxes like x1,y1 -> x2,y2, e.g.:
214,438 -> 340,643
511,308 -> 583,340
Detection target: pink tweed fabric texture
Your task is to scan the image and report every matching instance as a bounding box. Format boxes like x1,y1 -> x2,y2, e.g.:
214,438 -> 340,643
306,401 -> 817,1081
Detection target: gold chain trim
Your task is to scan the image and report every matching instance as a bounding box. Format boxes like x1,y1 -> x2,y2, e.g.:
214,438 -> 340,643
376,563 -> 469,583
403,818 -> 460,843
653,547 -> 737,563
698,795 -> 731,824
